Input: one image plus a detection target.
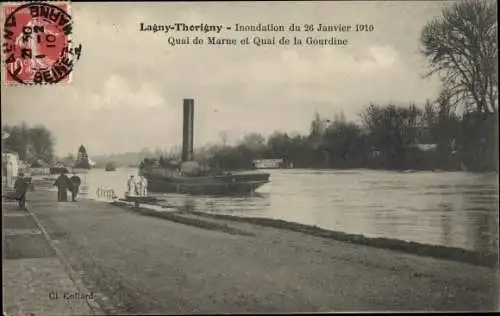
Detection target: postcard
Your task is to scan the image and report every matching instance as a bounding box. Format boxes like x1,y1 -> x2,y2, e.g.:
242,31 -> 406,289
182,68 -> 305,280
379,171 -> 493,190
2,1 -> 498,315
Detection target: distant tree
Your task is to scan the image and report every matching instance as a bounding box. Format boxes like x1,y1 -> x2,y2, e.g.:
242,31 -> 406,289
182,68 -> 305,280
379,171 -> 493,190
461,110 -> 498,171
219,131 -> 229,147
286,134 -> 315,167
419,91 -> 462,169
360,104 -> 423,169
332,110 -> 347,126
323,120 -> 365,168
28,125 -> 55,164
420,0 -> 498,113
154,148 -> 164,158
435,90 -> 460,150
267,132 -> 291,159
420,99 -> 438,144
3,123 -> 30,161
239,133 -> 266,152
3,122 -> 55,165
309,112 -> 327,138
165,146 -> 181,160
75,145 -> 90,169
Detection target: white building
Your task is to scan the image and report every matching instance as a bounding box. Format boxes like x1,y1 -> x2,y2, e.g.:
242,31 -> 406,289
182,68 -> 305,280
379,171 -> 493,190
253,159 -> 284,169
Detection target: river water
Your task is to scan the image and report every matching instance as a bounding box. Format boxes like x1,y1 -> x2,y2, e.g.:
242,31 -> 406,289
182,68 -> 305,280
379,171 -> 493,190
74,168 -> 498,253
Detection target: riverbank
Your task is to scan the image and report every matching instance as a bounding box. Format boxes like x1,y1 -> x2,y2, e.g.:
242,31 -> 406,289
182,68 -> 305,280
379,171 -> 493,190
112,201 -> 498,268
7,190 -> 499,313
32,173 -> 499,256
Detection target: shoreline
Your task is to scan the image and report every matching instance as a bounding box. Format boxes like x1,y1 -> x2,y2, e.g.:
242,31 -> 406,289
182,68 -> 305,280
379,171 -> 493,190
28,180 -> 498,268
112,201 -> 498,268
21,190 -> 499,312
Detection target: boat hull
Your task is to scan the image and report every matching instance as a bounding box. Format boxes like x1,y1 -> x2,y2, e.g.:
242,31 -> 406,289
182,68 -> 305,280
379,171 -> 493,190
143,172 -> 270,195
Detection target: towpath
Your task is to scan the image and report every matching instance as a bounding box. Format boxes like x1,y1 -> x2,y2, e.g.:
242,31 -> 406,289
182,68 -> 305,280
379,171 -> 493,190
4,190 -> 498,314
2,197 -> 100,316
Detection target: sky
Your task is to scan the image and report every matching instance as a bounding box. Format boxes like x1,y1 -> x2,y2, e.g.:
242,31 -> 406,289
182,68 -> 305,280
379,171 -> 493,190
2,1 -> 451,157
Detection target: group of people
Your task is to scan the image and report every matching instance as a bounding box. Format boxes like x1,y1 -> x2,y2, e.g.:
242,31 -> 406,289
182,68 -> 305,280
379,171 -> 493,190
126,175 -> 148,197
54,172 -> 82,202
12,171 -> 147,209
11,170 -> 81,210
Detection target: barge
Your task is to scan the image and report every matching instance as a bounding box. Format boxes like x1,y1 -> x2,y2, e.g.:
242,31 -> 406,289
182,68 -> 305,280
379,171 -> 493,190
139,99 -> 270,195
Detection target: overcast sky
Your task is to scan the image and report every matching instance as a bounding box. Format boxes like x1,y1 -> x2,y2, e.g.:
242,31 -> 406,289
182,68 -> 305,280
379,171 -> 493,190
2,1 -> 450,156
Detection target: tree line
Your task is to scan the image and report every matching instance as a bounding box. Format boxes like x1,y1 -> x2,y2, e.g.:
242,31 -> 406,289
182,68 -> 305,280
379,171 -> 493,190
2,123 -> 91,170
2,123 -> 55,167
201,93 -> 496,171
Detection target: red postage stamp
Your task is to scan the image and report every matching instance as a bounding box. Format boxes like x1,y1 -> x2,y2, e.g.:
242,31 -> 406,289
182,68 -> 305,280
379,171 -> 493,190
2,1 -> 81,85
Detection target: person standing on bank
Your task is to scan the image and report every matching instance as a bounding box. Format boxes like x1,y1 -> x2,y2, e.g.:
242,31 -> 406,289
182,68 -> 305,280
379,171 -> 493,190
14,172 -> 29,210
70,172 -> 82,202
126,175 -> 136,197
139,175 -> 148,196
135,176 -> 142,196
54,171 -> 71,202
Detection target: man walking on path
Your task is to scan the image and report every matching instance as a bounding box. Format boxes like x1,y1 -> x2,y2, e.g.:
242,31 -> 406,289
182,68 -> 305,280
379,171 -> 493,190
14,171 -> 29,210
54,172 -> 71,202
70,172 -> 82,201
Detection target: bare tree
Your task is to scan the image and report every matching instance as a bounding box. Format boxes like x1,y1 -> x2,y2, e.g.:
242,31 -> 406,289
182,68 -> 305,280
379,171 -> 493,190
420,0 -> 497,113
310,112 -> 328,138
240,133 -> 266,151
219,131 -> 228,147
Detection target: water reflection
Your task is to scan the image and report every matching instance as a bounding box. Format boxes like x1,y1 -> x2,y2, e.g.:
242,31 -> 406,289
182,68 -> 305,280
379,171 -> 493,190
80,168 -> 499,252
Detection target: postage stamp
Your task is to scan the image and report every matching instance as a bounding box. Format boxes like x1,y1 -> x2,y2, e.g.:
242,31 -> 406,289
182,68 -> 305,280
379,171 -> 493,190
2,1 -> 81,85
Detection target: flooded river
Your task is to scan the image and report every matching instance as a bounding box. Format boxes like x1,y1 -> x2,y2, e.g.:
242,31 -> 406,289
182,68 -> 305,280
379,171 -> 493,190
76,168 -> 498,253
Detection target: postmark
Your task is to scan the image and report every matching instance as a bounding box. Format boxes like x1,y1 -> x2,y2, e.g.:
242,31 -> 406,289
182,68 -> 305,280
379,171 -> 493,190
2,1 -> 81,85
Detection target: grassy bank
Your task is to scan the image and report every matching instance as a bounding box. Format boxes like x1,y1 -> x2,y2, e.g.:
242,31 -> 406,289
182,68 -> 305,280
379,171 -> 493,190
189,211 -> 499,268
113,200 -> 497,268
112,201 -> 255,237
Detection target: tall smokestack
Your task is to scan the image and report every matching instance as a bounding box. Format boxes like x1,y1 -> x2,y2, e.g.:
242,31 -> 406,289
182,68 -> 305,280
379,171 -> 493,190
182,98 -> 194,161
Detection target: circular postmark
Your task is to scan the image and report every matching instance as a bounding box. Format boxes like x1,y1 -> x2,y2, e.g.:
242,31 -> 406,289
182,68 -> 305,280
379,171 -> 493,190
3,2 -> 76,84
